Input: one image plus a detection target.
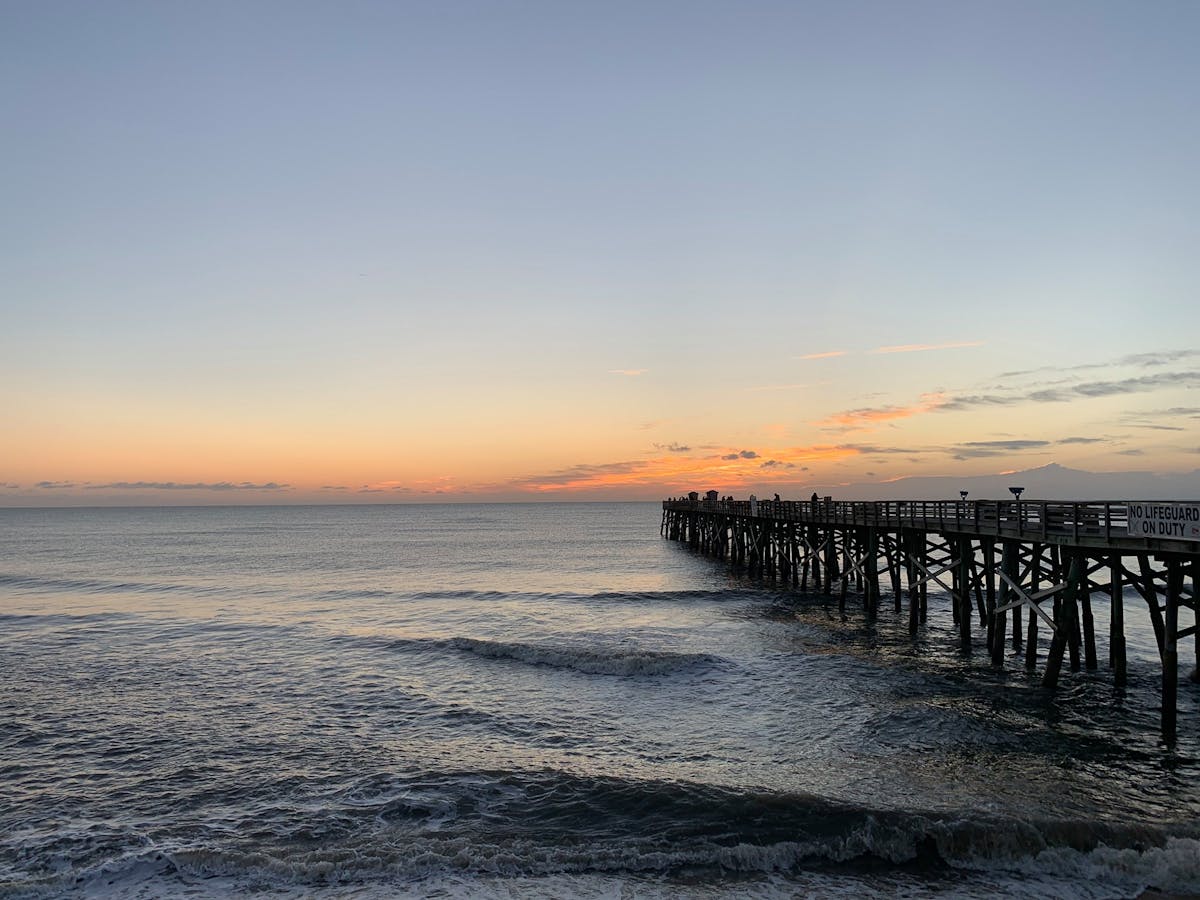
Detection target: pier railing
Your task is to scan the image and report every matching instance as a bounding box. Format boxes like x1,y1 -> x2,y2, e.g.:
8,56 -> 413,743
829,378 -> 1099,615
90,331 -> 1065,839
662,498 -> 1157,545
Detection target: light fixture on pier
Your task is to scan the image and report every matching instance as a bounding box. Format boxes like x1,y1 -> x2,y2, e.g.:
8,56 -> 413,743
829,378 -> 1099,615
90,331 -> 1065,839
1008,486 -> 1024,500
959,491 -> 968,501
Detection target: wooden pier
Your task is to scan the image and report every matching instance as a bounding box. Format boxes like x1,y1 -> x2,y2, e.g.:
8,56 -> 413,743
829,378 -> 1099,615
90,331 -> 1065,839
662,496 -> 1200,742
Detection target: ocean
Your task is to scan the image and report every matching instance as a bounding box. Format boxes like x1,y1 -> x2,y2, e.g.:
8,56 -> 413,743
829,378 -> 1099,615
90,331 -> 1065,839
1,502 -> 1197,898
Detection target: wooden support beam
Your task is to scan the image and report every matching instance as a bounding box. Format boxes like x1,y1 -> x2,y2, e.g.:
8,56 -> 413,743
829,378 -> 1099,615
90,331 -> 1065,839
1110,554 -> 1126,688
1137,555 -> 1167,658
1026,543 -> 1042,671
1080,553 -> 1098,671
1163,559 -> 1181,744
1193,564 -> 1199,684
907,531 -> 921,634
885,533 -> 902,613
992,541 -> 1016,665
1043,552 -> 1082,690
995,572 -> 1060,631
959,536 -> 972,651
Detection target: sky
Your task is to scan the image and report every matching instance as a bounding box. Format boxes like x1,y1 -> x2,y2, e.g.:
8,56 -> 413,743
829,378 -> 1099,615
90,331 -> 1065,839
3,0 -> 1199,505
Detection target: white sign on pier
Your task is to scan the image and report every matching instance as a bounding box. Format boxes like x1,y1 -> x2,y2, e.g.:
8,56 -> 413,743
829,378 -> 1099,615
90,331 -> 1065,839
1126,502 -> 1200,541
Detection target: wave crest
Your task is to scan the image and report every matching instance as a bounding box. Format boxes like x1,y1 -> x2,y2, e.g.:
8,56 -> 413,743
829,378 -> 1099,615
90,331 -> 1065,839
445,637 -> 722,676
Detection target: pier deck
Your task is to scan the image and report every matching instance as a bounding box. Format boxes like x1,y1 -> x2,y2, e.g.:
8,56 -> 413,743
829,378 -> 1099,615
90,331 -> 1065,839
662,496 -> 1199,741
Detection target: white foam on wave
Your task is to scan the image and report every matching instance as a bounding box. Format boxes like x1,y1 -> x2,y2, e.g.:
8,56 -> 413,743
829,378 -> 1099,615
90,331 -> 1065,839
445,636 -> 721,676
17,829 -> 1200,900
985,836 -> 1200,898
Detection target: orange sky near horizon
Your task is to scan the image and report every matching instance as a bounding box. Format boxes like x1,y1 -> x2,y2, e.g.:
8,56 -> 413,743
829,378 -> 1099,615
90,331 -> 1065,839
5,345 -> 1198,505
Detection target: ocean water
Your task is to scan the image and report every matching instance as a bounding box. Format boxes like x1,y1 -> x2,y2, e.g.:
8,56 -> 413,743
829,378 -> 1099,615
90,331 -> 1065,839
1,502 -> 1198,899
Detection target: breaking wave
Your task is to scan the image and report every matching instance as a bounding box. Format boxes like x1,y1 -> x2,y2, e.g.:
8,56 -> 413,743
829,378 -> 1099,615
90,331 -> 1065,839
6,771 -> 1198,898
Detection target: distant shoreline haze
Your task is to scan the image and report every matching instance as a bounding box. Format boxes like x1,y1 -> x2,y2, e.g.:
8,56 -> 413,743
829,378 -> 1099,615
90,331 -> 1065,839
1,464 -> 1197,508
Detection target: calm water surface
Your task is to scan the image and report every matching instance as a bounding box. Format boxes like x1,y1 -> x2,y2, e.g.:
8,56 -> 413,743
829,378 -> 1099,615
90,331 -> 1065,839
1,503 -> 1197,898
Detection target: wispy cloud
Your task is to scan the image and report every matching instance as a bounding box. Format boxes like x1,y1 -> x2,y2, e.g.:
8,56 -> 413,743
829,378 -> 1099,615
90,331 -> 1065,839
1117,349 -> 1200,368
797,350 -> 846,360
353,476 -> 463,496
949,440 -> 1051,460
815,393 -> 945,432
85,481 -> 290,491
510,460 -> 649,491
1123,406 -> 1200,421
508,444 -> 859,493
999,349 -> 1199,380
939,370 -> 1200,412
837,443 -> 924,455
1073,373 -> 1200,397
609,368 -> 647,376
0,482 -> 19,489
36,481 -> 80,489
653,442 -> 692,453
870,341 -> 984,355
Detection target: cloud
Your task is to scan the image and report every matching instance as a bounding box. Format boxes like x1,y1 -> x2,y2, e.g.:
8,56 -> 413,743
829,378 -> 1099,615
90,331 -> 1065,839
1124,406 -> 1200,421
1057,436 -> 1107,444
363,480 -> 414,492
998,349 -> 1200,380
36,481 -> 79,489
320,485 -> 350,491
0,482 -> 19,489
1027,389 -> 1072,403
510,460 -> 648,490
1116,349 -> 1200,368
836,443 -> 923,455
1073,372 -> 1200,397
86,481 -> 290,491
870,341 -> 984,355
1117,449 -> 1145,456
1130,424 -> 1186,432
507,443 -> 857,493
939,370 -> 1200,412
797,350 -> 846,360
937,394 -> 1023,410
951,440 -> 1052,459
815,394 -> 945,431
609,368 -> 647,376
654,442 -> 692,453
